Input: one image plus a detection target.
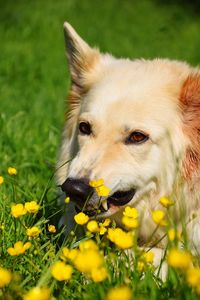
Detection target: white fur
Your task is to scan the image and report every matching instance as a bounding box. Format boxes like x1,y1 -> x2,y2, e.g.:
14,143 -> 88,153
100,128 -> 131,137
57,22 -> 200,255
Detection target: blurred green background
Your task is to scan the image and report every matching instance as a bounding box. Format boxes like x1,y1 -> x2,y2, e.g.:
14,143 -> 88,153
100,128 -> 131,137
0,0 -> 199,191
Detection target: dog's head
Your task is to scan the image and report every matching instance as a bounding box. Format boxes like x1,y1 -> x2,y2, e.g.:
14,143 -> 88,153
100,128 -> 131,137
58,23 -> 200,222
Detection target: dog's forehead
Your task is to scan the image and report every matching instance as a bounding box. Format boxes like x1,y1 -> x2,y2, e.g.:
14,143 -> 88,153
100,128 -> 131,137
82,62 -> 180,132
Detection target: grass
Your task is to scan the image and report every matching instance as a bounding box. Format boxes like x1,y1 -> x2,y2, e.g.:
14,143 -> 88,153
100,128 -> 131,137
0,0 -> 200,299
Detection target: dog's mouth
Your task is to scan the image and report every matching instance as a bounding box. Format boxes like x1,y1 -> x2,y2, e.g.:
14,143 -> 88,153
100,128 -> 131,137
76,189 -> 136,217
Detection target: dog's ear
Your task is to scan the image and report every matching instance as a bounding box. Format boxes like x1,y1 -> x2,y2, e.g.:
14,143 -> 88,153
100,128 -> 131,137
63,22 -> 100,93
180,73 -> 200,178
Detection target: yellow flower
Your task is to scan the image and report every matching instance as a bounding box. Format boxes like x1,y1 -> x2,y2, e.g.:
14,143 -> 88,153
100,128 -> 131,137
167,248 -> 192,269
60,247 -> 78,262
89,178 -> 104,187
137,261 -> 145,272
122,206 -> 139,229
23,287 -> 50,300
74,249 -> 103,273
0,176 -> 4,185
122,216 -> 139,229
106,286 -> 132,300
60,247 -> 70,261
99,218 -> 110,235
7,241 -> 31,256
137,251 -> 154,272
152,210 -> 167,226
123,206 -> 138,218
143,251 -> 155,264
65,196 -> 70,203
51,261 -> 73,281
68,249 -> 79,261
91,266 -> 108,282
89,178 -> 110,197
48,225 -> 56,233
25,201 -> 40,213
11,203 -> 27,218
8,167 -> 17,175
107,228 -> 134,249
23,242 -> 32,250
79,240 -> 99,251
167,228 -> 182,241
87,220 -> 99,233
96,185 -> 110,197
167,228 -> 176,241
159,196 -> 174,208
26,226 -> 41,237
0,267 -> 12,288
74,212 -> 89,225
101,218 -> 111,227
99,226 -> 107,235
187,268 -> 200,289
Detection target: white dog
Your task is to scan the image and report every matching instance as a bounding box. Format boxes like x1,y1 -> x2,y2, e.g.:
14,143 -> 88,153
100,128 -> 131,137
57,22 -> 200,255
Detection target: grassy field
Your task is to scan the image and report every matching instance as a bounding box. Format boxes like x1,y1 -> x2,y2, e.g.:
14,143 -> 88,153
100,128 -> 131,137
0,0 -> 200,299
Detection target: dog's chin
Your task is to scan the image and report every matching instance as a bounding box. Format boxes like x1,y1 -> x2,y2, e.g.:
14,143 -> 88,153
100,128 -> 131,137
76,189 -> 136,218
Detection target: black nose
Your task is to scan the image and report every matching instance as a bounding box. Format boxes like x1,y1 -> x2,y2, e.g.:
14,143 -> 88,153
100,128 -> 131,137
61,178 -> 94,202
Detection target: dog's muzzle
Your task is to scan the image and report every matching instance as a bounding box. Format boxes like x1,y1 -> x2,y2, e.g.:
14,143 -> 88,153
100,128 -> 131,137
61,177 -> 136,217
61,178 -> 94,204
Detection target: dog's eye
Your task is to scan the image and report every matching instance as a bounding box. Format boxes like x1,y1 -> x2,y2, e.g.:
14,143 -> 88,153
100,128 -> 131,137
126,131 -> 149,145
79,122 -> 91,135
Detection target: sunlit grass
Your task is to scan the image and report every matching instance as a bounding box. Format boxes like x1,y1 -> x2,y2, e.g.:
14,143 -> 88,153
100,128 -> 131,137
1,0 -> 200,299
0,169 -> 200,299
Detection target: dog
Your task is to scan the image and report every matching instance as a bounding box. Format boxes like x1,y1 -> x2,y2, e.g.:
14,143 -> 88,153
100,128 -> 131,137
57,22 -> 200,256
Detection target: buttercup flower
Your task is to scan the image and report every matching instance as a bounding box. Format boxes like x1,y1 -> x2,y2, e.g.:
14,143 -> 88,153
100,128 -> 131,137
0,176 -> 4,185
0,267 -> 12,288
152,210 -> 167,226
137,251 -> 154,272
107,228 -> 134,249
122,206 -> 139,229
25,201 -> 40,213
96,185 -> 110,197
7,241 -> 31,256
99,218 -> 110,235
167,248 -> 192,269
51,261 -> 73,281
79,240 -> 99,251
89,178 -> 110,197
23,287 -> 51,300
74,249 -> 104,273
143,251 -> 155,264
159,196 -> 174,208
23,242 -> 32,250
26,226 -> 41,237
87,220 -> 99,233
123,206 -> 138,218
106,286 -> 132,300
74,212 -> 89,225
11,203 -> 27,218
99,226 -> 107,235
65,196 -> 70,203
8,167 -> 17,175
89,178 -> 104,187
167,228 -> 182,241
101,218 -> 111,227
48,225 -> 56,233
60,247 -> 78,262
186,267 -> 200,292
122,216 -> 139,229
60,247 -> 70,261
91,266 -> 108,282
137,261 -> 145,272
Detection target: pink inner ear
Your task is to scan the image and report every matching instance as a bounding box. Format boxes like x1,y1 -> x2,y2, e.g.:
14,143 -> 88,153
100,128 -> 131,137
180,74 -> 200,179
